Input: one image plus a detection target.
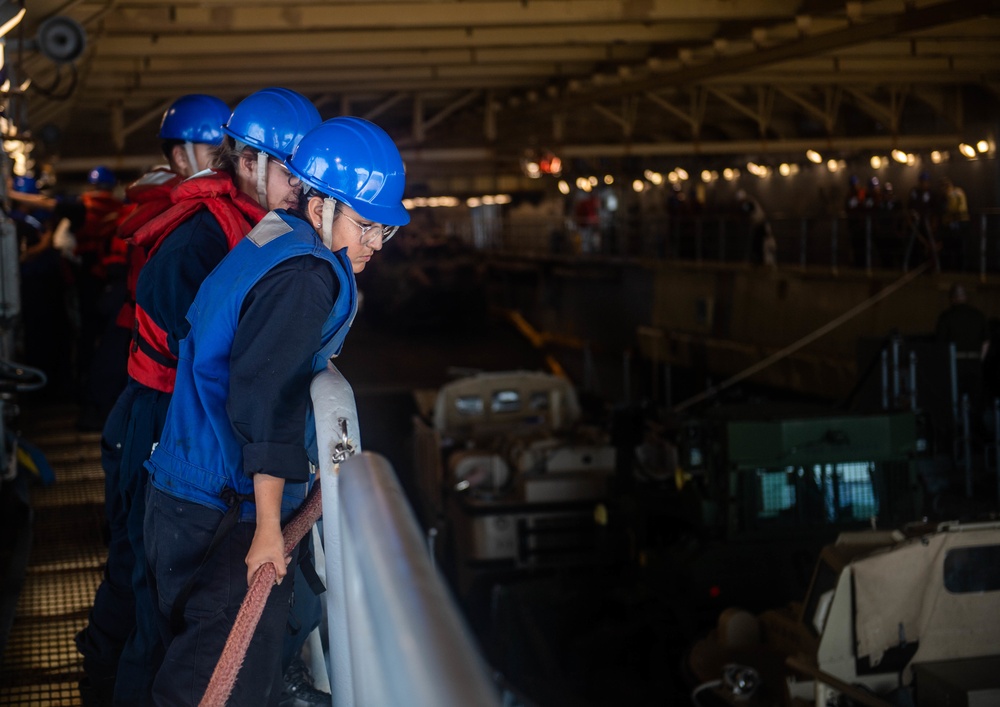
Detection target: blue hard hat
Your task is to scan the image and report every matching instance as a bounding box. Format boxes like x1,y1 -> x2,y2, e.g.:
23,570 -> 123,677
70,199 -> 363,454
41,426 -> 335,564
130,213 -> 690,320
13,175 -> 38,194
222,87 -> 321,161
287,117 -> 410,227
88,165 -> 115,185
159,94 -> 231,144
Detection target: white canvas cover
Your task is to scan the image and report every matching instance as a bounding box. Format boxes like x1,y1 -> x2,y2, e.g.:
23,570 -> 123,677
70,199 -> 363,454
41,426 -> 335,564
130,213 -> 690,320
852,526 -> 1000,677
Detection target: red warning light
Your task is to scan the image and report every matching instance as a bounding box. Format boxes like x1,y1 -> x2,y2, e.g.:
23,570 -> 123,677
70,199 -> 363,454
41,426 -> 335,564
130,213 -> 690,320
709,585 -> 722,599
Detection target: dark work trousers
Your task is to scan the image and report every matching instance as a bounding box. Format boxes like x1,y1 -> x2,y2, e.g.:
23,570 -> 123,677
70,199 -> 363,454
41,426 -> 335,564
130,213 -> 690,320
145,488 -> 296,707
75,380 -> 143,694
114,385 -> 172,706
283,534 -> 323,673
80,278 -> 130,430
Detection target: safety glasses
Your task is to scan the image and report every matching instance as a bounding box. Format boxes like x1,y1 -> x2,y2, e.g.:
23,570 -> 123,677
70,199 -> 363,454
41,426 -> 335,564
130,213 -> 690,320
336,210 -> 398,247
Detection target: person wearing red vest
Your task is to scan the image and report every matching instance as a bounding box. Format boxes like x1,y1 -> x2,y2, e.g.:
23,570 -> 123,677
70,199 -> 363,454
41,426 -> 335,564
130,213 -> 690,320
128,87 -> 319,707
118,89 -> 325,707
73,167 -> 125,426
75,166 -> 123,273
115,94 -> 233,332
143,115 -> 408,707
80,97 -> 234,437
74,90 -> 313,707
76,94 -> 231,707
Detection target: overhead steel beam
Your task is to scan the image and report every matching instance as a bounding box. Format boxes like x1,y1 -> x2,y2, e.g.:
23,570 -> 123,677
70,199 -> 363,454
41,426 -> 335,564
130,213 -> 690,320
92,22 -> 718,57
420,90 -> 482,135
843,86 -> 908,132
774,85 -> 841,134
121,98 -> 173,141
86,45 -> 653,74
99,0 -> 800,32
546,0 -> 1000,112
644,89 -> 707,138
360,92 -> 408,123
589,101 -> 634,136
49,133 -> 962,174
557,133 -> 964,158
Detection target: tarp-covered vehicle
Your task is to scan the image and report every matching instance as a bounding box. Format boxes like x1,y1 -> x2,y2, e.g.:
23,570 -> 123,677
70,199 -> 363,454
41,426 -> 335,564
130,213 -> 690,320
687,521 -> 1000,707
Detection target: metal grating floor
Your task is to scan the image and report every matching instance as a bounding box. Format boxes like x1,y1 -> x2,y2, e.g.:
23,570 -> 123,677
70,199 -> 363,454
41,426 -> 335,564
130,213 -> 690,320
0,407 -> 104,707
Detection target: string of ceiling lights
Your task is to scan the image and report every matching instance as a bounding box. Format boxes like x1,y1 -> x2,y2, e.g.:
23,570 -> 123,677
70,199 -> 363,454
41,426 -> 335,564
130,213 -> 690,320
406,135 -> 994,210
545,138 -> 996,194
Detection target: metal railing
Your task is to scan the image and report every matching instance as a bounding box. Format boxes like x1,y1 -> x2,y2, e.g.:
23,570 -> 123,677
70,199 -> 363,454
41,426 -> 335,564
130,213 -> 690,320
499,210 -> 1000,277
312,363 -> 500,707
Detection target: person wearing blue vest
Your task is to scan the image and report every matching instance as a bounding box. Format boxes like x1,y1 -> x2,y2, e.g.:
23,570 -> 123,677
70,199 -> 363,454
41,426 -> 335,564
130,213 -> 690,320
74,92 -> 232,707
143,116 -> 409,706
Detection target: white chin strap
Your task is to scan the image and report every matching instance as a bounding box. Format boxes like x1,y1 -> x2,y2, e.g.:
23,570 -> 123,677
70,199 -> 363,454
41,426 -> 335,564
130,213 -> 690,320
184,142 -> 199,176
320,198 -> 337,250
255,151 -> 269,209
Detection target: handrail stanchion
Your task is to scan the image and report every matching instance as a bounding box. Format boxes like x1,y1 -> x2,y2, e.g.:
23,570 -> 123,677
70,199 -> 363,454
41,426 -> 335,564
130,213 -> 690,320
312,363 -> 362,707
312,363 -> 501,707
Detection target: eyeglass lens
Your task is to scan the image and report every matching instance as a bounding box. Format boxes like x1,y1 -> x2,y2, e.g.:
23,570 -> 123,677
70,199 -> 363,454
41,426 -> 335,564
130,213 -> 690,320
339,211 -> 398,245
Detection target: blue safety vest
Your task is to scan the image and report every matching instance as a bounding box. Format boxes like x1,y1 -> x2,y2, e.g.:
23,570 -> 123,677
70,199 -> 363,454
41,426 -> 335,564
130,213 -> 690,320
146,210 -> 357,521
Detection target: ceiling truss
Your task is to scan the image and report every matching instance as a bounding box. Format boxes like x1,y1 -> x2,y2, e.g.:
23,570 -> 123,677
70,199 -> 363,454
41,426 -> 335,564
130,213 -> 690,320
4,0 -> 997,186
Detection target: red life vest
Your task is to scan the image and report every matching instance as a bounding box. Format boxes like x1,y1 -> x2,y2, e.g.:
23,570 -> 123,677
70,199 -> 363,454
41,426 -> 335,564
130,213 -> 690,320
127,171 -> 267,393
76,189 -> 124,276
114,168 -> 185,329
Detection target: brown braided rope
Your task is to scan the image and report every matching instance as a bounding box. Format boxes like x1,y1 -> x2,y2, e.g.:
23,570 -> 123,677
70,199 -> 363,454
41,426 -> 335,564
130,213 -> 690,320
199,481 -> 325,707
